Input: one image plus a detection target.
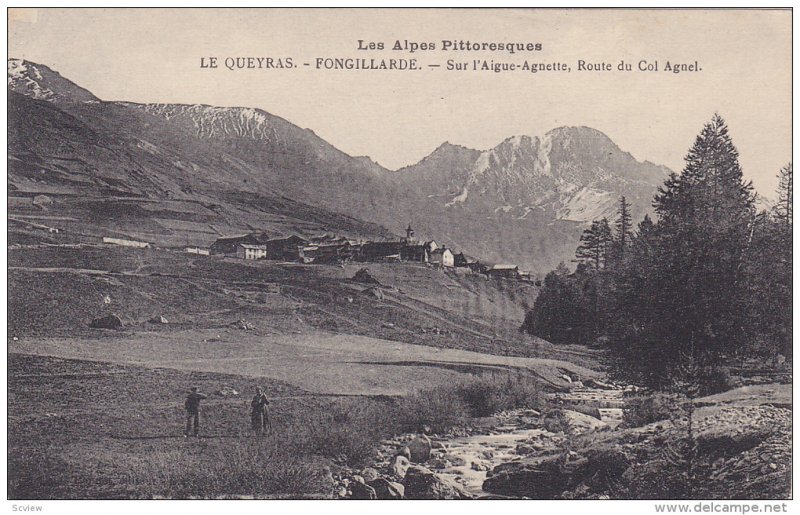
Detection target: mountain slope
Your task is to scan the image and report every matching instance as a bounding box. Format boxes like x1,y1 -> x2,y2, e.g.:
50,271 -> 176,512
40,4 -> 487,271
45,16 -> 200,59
8,59 -> 98,103
389,129 -> 668,270
7,90 -> 396,245
7,59 -> 669,272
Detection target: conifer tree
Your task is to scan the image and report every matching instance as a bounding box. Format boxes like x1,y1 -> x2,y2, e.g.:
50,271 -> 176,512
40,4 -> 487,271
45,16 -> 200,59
575,218 -> 613,271
614,196 -> 633,252
612,114 -> 755,387
774,163 -> 792,228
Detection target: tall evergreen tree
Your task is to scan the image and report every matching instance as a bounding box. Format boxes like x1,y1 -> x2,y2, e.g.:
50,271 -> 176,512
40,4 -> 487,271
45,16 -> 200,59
575,218 -> 613,271
774,163 -> 792,228
615,196 -> 633,251
743,163 -> 793,361
607,196 -> 633,268
611,114 -> 755,387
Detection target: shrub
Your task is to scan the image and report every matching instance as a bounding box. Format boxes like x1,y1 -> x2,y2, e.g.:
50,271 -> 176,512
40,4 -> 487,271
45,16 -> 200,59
458,373 -> 542,417
623,393 -> 676,427
394,372 -> 543,429
697,366 -> 733,396
301,400 -> 390,467
395,384 -> 469,433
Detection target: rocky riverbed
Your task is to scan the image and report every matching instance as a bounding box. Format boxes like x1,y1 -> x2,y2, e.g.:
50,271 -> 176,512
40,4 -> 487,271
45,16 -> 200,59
334,382 -> 791,500
334,380 -> 632,499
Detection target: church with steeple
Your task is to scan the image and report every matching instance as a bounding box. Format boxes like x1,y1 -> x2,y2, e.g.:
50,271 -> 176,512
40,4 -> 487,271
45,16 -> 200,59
402,223 -> 417,244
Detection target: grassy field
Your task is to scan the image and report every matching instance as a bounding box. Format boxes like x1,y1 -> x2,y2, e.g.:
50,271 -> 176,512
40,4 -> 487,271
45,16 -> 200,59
8,353 -> 548,499
8,354 -> 328,499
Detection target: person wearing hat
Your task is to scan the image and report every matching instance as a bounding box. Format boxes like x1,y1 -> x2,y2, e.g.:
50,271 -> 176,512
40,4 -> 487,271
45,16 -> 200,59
250,386 -> 271,435
184,386 -> 208,437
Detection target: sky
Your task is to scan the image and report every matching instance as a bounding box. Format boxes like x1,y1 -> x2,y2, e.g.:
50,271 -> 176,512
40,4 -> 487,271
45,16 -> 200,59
8,8 -> 792,198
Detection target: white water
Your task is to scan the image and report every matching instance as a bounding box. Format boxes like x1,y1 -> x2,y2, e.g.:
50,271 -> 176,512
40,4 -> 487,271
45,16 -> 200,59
430,385 -> 628,496
435,425 -> 555,495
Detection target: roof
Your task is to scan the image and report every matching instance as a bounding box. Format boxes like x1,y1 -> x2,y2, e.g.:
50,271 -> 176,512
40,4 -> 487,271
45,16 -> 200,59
216,234 -> 254,241
489,264 -> 519,270
431,247 -> 452,255
362,241 -> 403,250
265,235 -> 307,244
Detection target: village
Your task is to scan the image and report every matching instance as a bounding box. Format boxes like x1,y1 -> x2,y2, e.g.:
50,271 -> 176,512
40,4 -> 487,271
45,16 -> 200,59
9,212 -> 535,282
196,224 -> 535,282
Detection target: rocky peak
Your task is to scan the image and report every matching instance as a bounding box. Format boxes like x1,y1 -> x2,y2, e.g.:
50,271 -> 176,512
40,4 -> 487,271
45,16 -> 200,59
7,58 -> 99,103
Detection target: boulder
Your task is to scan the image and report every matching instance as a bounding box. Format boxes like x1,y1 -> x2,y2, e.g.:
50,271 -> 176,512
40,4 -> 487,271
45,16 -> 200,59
363,286 -> 384,300
403,465 -> 473,500
148,315 -> 169,324
389,455 -> 411,479
33,194 -> 53,208
427,458 -> 451,470
514,443 -> 537,456
349,481 -> 377,500
543,409 -> 608,435
397,446 -> 411,460
361,467 -> 380,483
483,447 -> 629,499
585,378 -> 616,390
368,478 -> 404,499
407,434 -> 433,463
563,410 -> 609,434
231,319 -> 252,330
441,454 -> 466,467
471,460 -> 491,472
353,268 -> 380,285
89,313 -> 123,330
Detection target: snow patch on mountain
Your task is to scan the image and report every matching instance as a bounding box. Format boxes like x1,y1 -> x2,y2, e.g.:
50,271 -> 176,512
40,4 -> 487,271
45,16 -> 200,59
8,58 -> 99,103
535,132 -> 553,177
8,59 -> 55,101
128,103 -> 283,141
557,187 -> 616,222
445,186 -> 469,207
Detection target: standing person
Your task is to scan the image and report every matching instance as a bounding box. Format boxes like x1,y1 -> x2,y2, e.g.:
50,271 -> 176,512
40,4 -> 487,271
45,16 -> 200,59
184,386 -> 207,438
250,386 -> 271,435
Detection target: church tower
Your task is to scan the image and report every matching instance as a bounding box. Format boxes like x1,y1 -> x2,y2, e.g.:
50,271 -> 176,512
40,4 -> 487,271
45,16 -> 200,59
403,223 -> 416,244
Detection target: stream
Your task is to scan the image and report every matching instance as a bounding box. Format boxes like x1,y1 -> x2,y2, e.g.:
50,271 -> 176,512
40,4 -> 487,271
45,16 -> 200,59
429,383 -> 629,496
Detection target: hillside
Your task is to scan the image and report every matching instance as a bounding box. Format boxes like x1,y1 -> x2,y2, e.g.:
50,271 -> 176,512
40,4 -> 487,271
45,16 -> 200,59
8,59 -> 670,272
7,90 -> 395,246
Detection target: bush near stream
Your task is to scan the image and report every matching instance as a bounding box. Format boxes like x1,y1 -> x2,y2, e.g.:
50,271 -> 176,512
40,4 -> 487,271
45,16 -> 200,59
623,393 -> 676,427
308,373 -> 545,465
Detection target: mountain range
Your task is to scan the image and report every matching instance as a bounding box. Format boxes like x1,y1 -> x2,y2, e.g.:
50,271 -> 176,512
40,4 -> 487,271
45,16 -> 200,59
8,58 -> 670,272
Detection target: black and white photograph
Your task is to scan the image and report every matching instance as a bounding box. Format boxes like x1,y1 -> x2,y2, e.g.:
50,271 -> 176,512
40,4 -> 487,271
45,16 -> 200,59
4,6 -> 793,510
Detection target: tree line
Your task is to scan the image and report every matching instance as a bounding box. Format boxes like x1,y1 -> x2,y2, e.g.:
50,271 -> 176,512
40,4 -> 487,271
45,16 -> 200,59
522,115 -> 792,391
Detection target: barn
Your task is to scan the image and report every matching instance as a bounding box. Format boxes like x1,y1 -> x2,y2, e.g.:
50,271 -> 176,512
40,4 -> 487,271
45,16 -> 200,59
210,234 -> 261,255
430,248 -> 455,267
487,264 -> 520,280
